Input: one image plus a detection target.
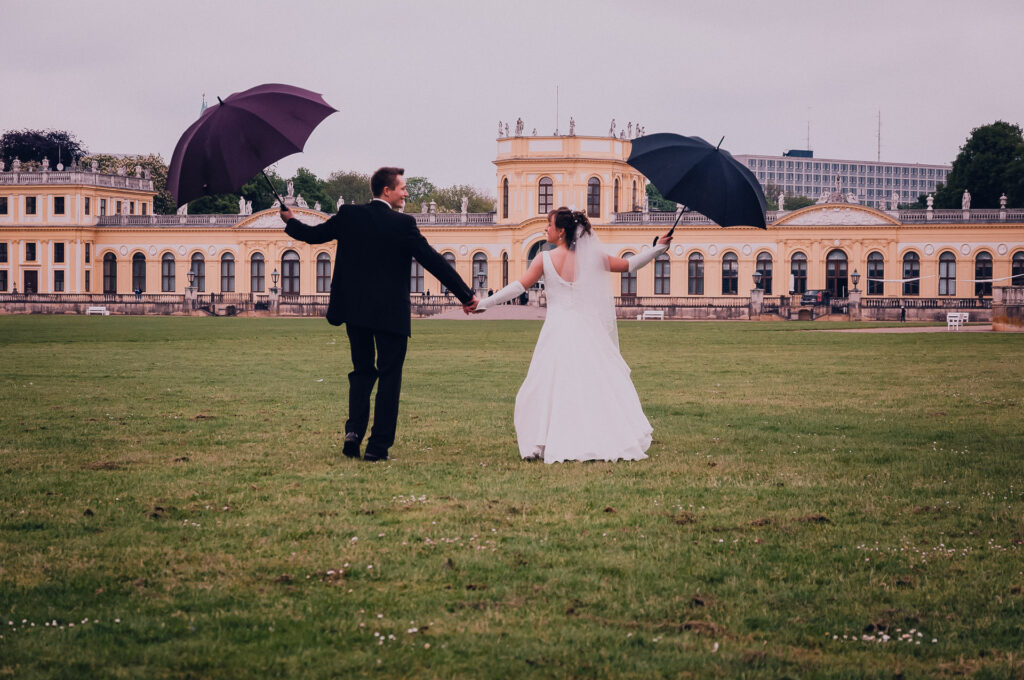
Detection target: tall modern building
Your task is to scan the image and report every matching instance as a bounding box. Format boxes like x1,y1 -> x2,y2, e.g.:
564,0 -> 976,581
733,150 -> 951,209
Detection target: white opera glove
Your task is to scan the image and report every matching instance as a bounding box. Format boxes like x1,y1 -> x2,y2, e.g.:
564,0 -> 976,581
476,281 -> 526,311
625,243 -> 668,273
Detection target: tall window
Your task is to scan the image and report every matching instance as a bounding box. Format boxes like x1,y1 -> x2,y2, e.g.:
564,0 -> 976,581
974,252 -> 992,297
282,250 -> 300,294
867,251 -> 884,295
54,197 -> 65,215
938,251 -> 956,296
0,270 -> 6,291
502,178 -> 509,219
25,197 -> 37,215
825,249 -> 848,297
100,199 -> 106,216
502,252 -> 509,287
317,253 -> 331,293
54,270 -> 65,292
0,243 -> 7,262
688,252 -> 704,294
1013,251 -> 1024,285
85,270 -> 90,292
54,243 -> 65,263
441,252 -> 456,294
25,243 -> 36,261
902,252 -> 920,295
755,252 -> 773,294
587,177 -> 601,217
538,178 -> 553,214
221,253 -> 235,292
613,179 -> 620,213
191,253 -> 206,292
621,251 -> 637,295
132,253 -> 146,292
632,180 -> 637,210
85,243 -> 90,263
722,252 -> 738,295
161,253 -> 175,292
654,254 -> 670,294
472,252 -> 488,291
103,252 -> 117,293
410,260 -> 424,293
251,252 -> 265,292
0,197 -> 7,214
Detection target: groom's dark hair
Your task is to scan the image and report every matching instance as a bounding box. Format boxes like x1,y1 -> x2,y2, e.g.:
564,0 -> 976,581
371,167 -> 405,197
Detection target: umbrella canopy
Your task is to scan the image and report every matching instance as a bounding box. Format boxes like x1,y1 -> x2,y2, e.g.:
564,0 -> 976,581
167,83 -> 337,207
627,133 -> 767,229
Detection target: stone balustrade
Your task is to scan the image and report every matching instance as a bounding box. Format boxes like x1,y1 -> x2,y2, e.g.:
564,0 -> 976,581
0,171 -> 154,191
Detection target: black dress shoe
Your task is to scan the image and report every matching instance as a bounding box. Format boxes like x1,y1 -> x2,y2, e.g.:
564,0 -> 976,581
342,432 -> 361,459
363,446 -> 389,462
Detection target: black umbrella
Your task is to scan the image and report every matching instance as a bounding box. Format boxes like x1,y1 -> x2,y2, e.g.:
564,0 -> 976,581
627,133 -> 767,243
167,83 -> 337,208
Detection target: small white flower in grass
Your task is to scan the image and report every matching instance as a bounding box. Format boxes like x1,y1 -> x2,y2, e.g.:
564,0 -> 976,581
424,643 -> 430,649
408,627 -> 418,634
712,642 -> 719,653
377,614 -> 383,619
932,639 -> 937,643
351,537 -> 358,542
367,565 -> 373,570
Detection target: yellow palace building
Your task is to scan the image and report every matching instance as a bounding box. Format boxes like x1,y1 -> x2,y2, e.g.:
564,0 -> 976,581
1,134 -> 1023,321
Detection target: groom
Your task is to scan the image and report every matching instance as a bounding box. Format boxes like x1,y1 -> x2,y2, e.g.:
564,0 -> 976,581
280,167 -> 478,462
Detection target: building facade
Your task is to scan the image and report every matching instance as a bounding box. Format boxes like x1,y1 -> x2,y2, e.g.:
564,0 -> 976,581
733,152 -> 951,209
1,135 -> 1022,317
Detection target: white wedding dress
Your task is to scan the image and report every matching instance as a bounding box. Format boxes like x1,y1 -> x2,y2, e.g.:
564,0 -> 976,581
513,245 -> 653,463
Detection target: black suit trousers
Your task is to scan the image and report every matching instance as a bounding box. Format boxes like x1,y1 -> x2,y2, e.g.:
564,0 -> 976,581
344,324 -> 408,453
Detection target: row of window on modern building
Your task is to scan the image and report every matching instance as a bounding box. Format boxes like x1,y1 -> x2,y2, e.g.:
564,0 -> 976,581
2,243 -> 1023,298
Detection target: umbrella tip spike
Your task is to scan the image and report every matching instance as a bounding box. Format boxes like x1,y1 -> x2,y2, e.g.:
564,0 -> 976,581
717,136 -> 725,150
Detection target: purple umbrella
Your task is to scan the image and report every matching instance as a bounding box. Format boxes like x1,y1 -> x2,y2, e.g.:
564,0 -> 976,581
167,83 -> 337,207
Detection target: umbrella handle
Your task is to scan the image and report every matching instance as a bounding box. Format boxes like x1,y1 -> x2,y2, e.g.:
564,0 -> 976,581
652,211 -> 683,247
260,170 -> 286,209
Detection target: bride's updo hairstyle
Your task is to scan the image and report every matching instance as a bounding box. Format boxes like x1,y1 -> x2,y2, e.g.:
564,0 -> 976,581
549,206 -> 593,250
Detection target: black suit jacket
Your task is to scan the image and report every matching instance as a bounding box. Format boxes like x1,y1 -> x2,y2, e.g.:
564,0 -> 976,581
285,201 -> 474,336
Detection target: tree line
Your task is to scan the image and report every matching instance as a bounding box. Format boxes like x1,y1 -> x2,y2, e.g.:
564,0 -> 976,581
4,123 -> 1024,213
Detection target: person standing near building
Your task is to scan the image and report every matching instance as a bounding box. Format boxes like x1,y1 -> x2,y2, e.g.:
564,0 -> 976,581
279,167 -> 478,462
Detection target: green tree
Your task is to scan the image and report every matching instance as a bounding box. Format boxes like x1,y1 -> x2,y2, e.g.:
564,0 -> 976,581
0,128 -> 87,169
645,183 -> 677,211
240,171 -> 286,213
322,170 -> 372,207
933,121 -> 1024,208
413,184 -> 494,213
289,167 -> 332,212
405,176 -> 436,206
82,153 -> 175,214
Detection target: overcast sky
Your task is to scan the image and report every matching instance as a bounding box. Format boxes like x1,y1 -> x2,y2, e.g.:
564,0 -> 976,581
5,0 -> 1023,193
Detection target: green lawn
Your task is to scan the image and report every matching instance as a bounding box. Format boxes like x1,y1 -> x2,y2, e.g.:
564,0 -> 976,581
1,316 -> 1022,679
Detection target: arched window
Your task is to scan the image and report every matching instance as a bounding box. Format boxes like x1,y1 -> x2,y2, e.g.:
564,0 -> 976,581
538,177 -> 553,214
613,178 -> 620,213
938,251 -> 956,296
755,252 -> 773,294
867,251 -> 884,295
103,252 -> 117,294
132,252 -> 146,293
281,250 -> 300,295
825,249 -> 848,297
190,252 -> 205,292
409,260 -> 424,294
790,252 -> 807,294
316,253 -> 331,293
621,251 -> 637,295
722,252 -> 738,295
974,251 -> 993,297
251,252 -> 265,293
441,252 -> 456,294
902,252 -> 920,296
502,178 -> 509,219
1013,251 -> 1024,285
654,253 -> 670,294
501,252 -> 509,287
161,253 -> 175,292
587,177 -> 601,217
220,253 -> 235,292
472,252 -> 488,291
632,180 -> 637,210
688,252 -> 704,295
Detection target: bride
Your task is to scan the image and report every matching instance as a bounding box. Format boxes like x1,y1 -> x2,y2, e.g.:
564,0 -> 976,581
476,207 -> 671,463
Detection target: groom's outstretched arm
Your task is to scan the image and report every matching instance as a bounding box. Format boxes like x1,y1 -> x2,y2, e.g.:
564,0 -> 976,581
402,224 -> 475,305
279,207 -> 340,245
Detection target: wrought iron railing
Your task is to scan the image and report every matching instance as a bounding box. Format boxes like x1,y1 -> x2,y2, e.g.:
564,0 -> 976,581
860,297 -> 991,309
614,295 -> 750,308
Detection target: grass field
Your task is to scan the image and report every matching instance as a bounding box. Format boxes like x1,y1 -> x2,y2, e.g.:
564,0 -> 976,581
1,316 -> 1022,679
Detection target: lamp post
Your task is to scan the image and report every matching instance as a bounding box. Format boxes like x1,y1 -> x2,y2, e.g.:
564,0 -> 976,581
269,268 -> 281,315
271,268 -> 280,295
187,268 -> 196,292
185,268 -> 198,313
752,269 -> 763,290
851,269 -> 861,294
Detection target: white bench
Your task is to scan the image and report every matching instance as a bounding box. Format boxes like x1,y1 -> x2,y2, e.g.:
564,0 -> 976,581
946,312 -> 968,330
86,306 -> 110,316
637,310 -> 665,321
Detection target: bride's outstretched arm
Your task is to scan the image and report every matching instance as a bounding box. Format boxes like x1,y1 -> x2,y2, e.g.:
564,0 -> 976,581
608,234 -> 673,273
476,257 -> 545,311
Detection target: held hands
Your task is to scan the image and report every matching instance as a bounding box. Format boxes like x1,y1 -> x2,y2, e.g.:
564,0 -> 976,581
279,206 -> 294,222
462,296 -> 479,314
